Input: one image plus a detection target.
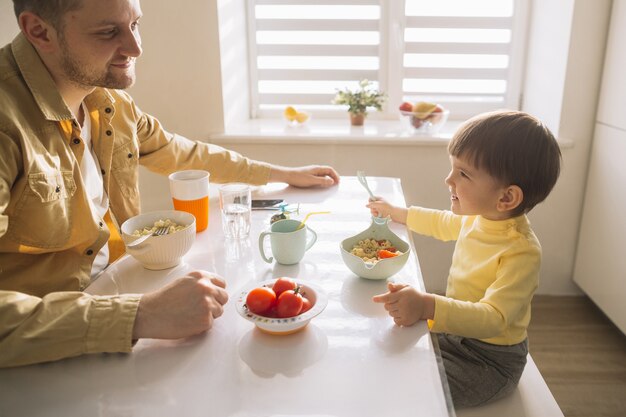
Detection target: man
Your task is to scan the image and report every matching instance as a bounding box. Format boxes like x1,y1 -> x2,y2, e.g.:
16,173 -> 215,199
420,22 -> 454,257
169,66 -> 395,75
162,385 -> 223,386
0,0 -> 340,367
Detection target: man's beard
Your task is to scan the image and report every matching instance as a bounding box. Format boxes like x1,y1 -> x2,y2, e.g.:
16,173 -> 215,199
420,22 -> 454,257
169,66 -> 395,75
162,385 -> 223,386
59,38 -> 136,90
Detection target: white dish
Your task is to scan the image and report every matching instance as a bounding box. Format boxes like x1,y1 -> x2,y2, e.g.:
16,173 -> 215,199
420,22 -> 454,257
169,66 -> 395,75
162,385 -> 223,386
340,216 -> 410,280
120,210 -> 195,270
235,279 -> 328,335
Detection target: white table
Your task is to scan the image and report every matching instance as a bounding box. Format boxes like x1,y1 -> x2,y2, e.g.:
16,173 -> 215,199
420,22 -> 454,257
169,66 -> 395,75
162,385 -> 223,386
0,177 -> 453,417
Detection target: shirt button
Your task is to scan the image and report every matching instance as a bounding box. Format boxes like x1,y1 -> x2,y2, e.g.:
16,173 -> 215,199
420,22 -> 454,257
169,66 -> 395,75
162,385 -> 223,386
127,153 -> 133,159
106,130 -> 112,136
86,249 -> 94,256
73,138 -> 80,144
105,108 -> 112,114
55,186 -> 61,193
99,221 -> 104,227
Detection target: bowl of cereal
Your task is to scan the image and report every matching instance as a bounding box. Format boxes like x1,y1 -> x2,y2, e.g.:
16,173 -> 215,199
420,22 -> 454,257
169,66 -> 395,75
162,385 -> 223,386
120,210 -> 196,270
340,217 -> 410,280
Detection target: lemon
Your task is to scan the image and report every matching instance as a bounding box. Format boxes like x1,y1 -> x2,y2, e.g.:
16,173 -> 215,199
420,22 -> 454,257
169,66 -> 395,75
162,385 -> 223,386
413,101 -> 437,119
295,112 -> 309,123
284,106 -> 298,121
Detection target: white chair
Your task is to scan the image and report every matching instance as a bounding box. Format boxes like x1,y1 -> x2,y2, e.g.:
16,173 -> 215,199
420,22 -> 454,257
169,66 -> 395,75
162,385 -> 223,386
456,355 -> 564,417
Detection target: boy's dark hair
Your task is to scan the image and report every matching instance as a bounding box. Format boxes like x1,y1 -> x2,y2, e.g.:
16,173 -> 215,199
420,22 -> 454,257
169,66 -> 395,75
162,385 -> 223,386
13,0 -> 83,31
448,110 -> 561,216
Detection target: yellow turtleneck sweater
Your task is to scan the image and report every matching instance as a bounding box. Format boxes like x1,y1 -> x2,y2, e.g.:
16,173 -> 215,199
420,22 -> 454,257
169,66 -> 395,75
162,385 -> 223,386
407,207 -> 541,345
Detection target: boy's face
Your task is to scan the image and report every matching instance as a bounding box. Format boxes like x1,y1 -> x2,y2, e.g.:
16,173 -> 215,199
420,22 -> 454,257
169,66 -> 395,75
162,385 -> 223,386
445,155 -> 509,220
54,0 -> 143,90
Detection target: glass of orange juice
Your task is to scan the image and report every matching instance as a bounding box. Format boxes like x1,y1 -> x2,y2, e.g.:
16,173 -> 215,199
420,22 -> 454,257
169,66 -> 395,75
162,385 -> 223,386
168,170 -> 210,232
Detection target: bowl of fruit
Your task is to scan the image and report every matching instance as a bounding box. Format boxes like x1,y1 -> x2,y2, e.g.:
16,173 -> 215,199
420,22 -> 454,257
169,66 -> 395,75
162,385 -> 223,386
283,106 -> 311,127
399,101 -> 449,135
236,277 -> 327,335
340,216 -> 410,280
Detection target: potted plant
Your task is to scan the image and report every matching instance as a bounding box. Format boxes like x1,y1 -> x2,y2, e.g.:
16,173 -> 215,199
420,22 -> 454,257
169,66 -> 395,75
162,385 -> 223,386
332,79 -> 387,126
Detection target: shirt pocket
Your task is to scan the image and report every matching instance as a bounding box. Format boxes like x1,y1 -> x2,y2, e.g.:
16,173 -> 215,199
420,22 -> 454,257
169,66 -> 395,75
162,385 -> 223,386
111,140 -> 140,196
10,171 -> 77,249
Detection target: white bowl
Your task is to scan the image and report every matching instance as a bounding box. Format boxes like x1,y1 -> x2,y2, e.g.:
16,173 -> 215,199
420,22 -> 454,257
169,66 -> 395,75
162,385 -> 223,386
120,210 -> 196,270
235,279 -> 328,335
340,217 -> 410,280
400,108 -> 449,135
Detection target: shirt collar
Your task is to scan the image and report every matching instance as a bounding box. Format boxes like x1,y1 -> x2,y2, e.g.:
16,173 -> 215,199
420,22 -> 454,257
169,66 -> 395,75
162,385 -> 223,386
475,214 -> 529,232
11,33 -> 116,120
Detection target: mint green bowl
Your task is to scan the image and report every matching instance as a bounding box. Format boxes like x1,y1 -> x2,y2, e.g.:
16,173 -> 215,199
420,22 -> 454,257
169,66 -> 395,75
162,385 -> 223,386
340,217 -> 410,280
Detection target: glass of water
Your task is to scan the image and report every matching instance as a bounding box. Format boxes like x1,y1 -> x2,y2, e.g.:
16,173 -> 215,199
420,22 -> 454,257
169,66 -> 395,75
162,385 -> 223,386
219,183 -> 251,239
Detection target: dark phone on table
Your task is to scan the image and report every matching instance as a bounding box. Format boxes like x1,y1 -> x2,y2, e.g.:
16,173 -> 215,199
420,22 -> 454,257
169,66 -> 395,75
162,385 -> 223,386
252,199 -> 284,208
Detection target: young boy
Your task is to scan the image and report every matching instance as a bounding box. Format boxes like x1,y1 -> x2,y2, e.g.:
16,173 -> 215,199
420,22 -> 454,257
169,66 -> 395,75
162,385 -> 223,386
368,110 -> 561,408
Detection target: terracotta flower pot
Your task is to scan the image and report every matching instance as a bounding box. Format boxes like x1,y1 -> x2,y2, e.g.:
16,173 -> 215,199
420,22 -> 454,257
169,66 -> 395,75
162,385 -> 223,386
350,113 -> 365,126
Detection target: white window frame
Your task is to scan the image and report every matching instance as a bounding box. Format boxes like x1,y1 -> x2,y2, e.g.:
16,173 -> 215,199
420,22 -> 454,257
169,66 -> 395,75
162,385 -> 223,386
246,0 -> 530,121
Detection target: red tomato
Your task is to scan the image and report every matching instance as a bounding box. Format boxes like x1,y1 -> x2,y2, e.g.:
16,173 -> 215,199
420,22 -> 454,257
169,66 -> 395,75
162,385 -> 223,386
246,287 -> 277,315
378,249 -> 399,259
276,288 -> 304,318
300,296 -> 313,314
272,277 -> 297,297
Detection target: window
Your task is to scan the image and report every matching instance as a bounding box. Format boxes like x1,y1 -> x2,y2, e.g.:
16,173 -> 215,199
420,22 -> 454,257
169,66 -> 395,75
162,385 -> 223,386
247,0 -> 528,120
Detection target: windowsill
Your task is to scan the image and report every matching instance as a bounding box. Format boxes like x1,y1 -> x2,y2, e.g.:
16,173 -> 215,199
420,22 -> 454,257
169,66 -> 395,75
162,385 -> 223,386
210,118 -> 575,149
210,119 -> 460,146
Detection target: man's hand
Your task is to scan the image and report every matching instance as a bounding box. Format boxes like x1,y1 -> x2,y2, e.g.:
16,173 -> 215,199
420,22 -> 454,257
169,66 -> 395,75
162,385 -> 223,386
372,282 -> 434,326
132,271 -> 228,340
268,165 -> 340,188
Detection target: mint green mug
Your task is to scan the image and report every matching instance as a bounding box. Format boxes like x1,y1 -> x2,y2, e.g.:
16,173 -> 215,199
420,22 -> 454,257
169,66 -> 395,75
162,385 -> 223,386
258,219 -> 317,265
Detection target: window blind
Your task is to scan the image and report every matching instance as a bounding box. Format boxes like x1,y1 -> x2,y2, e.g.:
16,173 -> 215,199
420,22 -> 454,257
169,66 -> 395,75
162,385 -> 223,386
402,0 -> 526,119
247,0 -> 527,120
248,0 -> 383,118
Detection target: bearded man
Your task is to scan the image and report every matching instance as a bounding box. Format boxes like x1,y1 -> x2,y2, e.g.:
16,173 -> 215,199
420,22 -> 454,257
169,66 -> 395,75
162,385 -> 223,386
0,0 -> 339,367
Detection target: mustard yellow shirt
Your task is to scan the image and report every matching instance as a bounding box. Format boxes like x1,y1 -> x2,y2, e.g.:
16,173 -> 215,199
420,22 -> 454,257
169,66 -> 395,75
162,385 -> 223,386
0,34 -> 271,367
407,207 -> 540,345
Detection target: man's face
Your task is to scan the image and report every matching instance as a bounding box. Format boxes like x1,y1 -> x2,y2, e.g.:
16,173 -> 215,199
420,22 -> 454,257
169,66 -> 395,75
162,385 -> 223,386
56,0 -> 143,90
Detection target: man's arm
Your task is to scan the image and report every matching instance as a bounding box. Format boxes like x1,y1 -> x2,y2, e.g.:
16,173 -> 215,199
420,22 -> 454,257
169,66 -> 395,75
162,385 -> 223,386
117,91 -> 340,188
0,290 -> 140,368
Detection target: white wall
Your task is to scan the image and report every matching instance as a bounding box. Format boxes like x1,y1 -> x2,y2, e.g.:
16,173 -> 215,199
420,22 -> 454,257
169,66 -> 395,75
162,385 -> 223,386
0,0 -> 613,295
522,0 -> 612,293
1,1 -> 19,45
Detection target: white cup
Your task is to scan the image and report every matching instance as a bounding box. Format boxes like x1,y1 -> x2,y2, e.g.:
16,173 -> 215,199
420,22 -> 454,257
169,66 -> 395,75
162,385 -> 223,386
258,219 -> 317,265
168,170 -> 210,232
219,183 -> 252,239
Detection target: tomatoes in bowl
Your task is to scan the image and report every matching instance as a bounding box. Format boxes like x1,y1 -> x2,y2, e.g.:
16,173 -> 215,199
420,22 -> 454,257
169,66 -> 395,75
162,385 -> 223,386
237,278 -> 328,335
245,287 -> 277,315
244,277 -> 312,318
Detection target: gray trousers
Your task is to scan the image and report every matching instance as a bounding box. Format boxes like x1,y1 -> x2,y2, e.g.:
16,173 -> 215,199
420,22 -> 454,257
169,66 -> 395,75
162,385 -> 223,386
437,333 -> 528,408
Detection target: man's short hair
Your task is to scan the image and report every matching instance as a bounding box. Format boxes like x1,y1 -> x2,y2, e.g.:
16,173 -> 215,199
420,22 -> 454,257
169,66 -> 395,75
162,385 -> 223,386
448,110 -> 562,216
13,0 -> 83,30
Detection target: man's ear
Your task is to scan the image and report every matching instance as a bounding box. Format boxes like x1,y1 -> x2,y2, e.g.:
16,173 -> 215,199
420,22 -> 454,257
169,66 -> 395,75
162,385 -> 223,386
496,185 -> 523,213
18,11 -> 58,53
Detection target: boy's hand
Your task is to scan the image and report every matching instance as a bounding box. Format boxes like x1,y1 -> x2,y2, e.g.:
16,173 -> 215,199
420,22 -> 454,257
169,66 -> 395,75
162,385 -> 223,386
366,198 -> 408,224
372,282 -> 425,326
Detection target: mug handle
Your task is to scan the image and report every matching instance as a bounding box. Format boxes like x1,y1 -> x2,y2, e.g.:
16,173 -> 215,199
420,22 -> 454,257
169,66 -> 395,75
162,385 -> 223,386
258,231 -> 274,263
304,227 -> 317,252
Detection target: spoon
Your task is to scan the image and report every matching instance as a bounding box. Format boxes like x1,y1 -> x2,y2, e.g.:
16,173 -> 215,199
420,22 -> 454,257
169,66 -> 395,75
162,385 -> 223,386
356,170 -> 376,200
296,211 -> 331,230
